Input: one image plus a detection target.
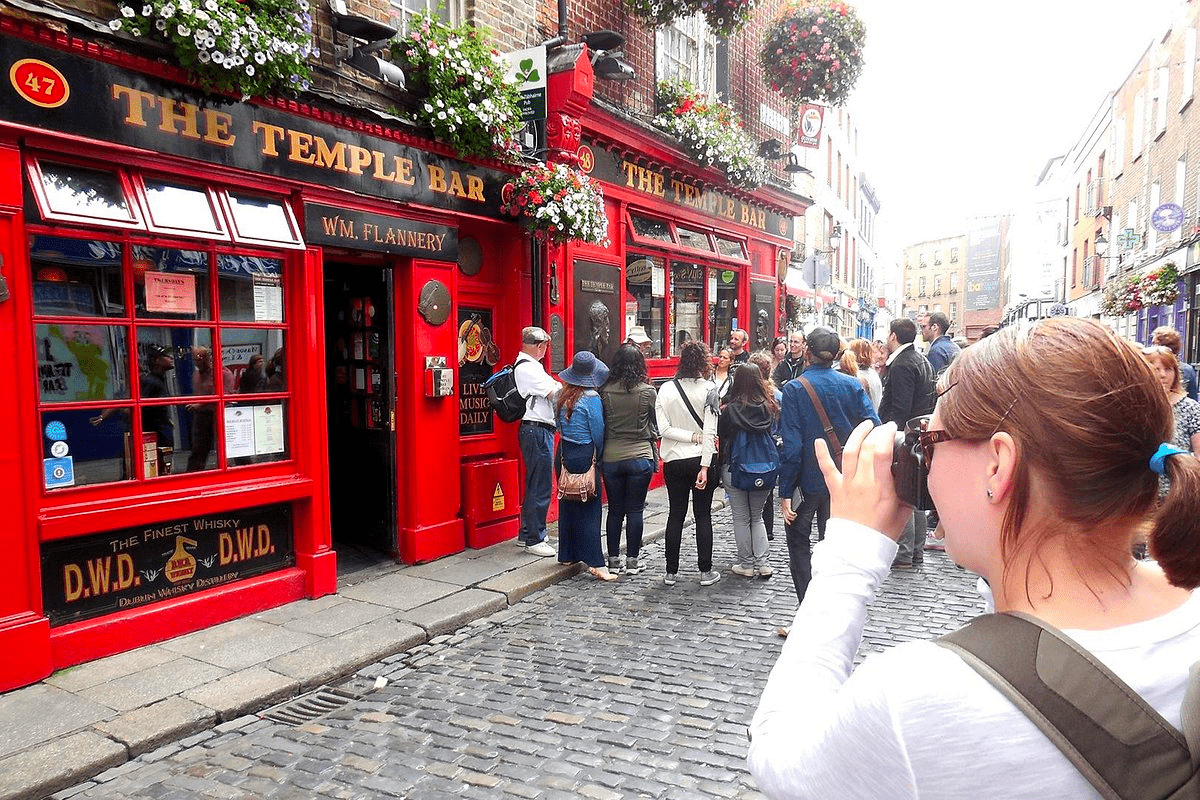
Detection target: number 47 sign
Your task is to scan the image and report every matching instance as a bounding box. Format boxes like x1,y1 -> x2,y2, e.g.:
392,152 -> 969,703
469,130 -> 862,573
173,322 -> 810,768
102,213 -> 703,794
503,46 -> 547,123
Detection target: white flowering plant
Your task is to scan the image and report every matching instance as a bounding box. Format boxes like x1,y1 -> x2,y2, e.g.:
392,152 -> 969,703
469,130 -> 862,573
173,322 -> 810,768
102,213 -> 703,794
654,78 -> 770,190
391,11 -> 523,161
500,163 -> 610,247
110,0 -> 316,97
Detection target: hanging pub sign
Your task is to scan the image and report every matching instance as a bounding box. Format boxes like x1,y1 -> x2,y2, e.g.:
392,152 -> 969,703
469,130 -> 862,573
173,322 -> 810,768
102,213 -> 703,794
578,139 -> 794,241
41,503 -> 294,626
796,104 -> 825,149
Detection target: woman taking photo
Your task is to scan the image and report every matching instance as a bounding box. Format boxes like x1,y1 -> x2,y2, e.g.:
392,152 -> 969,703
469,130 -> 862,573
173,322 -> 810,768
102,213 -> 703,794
600,344 -> 659,575
655,341 -> 721,587
749,318 -> 1200,798
715,362 -> 779,578
554,351 -> 616,581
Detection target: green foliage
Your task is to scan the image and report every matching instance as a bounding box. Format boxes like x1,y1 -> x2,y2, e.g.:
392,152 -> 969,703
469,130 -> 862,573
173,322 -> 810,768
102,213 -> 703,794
654,78 -> 770,190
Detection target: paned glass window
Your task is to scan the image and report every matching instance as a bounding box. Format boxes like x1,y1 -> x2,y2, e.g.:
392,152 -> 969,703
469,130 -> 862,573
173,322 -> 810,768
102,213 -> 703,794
626,254 -> 664,359
656,12 -> 717,95
670,261 -> 705,356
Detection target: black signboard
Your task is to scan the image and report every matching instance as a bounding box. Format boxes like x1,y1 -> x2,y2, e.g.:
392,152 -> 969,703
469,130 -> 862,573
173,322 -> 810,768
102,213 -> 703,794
42,503 -> 294,626
579,139 -> 794,241
0,34 -> 510,217
573,260 -> 620,367
305,204 -> 458,260
751,279 -> 778,351
458,307 -> 500,435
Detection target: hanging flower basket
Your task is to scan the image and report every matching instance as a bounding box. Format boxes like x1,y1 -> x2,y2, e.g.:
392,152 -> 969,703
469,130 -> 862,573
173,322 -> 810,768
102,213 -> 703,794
654,79 -> 770,190
1100,273 -> 1143,316
110,0 -> 317,97
390,11 -> 524,162
1141,262 -> 1181,307
760,0 -> 866,105
501,163 -> 610,247
624,0 -> 755,38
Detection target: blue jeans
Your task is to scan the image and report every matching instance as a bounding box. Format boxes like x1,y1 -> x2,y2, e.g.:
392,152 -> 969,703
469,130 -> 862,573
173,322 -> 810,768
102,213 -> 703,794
602,457 -> 655,559
518,423 -> 554,545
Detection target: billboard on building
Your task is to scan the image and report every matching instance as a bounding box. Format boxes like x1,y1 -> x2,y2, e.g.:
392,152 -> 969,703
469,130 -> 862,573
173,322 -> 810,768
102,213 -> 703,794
966,218 -> 1002,310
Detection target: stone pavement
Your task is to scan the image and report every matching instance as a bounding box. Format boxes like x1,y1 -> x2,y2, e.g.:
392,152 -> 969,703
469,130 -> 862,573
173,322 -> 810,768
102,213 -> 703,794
0,486 -> 688,800
1,488 -> 984,800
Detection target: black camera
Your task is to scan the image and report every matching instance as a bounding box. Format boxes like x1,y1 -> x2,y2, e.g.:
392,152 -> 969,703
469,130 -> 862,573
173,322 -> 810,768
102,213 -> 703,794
891,415 -> 935,511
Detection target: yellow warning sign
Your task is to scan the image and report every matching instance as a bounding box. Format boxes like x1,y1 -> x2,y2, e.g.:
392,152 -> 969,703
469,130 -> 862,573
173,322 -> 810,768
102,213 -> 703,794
492,483 -> 506,512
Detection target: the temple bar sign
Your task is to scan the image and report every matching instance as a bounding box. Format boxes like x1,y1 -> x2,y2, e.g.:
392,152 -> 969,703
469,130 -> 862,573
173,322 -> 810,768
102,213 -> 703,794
580,140 -> 794,241
305,204 -> 458,260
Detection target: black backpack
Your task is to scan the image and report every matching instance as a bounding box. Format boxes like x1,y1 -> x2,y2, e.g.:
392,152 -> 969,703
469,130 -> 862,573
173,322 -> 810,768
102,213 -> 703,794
939,612 -> 1199,800
482,361 -> 529,423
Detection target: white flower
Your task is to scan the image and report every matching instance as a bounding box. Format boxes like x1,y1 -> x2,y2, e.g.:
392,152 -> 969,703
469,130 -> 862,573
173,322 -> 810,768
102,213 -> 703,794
254,51 -> 266,64
161,3 -> 174,15
197,50 -> 210,63
121,5 -> 136,16
177,24 -> 189,35
245,64 -> 255,76
142,5 -> 153,15
155,18 -> 166,29
109,18 -> 123,29
211,50 -> 224,63
205,0 -> 216,9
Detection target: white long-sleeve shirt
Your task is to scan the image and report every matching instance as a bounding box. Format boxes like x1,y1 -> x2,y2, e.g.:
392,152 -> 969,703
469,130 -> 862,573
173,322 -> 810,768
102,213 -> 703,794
748,519 -> 1200,800
655,377 -> 716,463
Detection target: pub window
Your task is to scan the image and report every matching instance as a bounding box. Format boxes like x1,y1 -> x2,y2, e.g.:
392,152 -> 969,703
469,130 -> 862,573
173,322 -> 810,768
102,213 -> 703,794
713,236 -> 746,260
626,254 -> 665,359
29,163 -> 297,492
628,213 -> 673,243
676,225 -> 714,251
709,266 -> 738,348
671,260 -> 705,356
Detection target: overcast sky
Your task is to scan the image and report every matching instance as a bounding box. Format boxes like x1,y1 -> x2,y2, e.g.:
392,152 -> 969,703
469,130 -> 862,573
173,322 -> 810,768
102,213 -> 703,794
845,0 -> 1186,264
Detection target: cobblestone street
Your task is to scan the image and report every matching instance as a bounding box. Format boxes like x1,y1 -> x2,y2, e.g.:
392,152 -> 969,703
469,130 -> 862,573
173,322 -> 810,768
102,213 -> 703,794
57,506 -> 982,800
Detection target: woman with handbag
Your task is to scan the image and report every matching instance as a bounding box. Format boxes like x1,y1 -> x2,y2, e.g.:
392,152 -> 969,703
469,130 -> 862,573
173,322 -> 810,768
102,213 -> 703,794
655,341 -> 721,587
555,351 -> 616,581
600,344 -> 659,575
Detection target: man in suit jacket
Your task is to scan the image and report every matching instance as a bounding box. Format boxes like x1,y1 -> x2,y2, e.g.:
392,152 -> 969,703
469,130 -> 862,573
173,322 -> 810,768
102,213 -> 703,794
879,318 -> 937,569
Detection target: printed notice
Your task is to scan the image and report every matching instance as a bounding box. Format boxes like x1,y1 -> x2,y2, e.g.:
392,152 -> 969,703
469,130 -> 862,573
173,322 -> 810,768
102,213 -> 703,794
145,271 -> 197,315
253,404 -> 285,455
253,281 -> 283,322
224,407 -> 255,458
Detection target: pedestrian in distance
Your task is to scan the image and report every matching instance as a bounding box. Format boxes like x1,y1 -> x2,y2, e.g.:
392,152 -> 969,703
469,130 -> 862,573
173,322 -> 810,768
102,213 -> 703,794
1151,325 -> 1199,401
921,310 -> 961,375
713,346 -> 734,402
879,318 -> 937,570
1142,345 -> 1200,457
846,338 -> 882,409
772,329 -> 807,389
554,351 -> 616,581
717,361 -> 779,579
514,326 -> 561,557
599,344 -> 659,575
749,317 -> 1200,800
777,327 -> 878,637
729,328 -> 751,365
770,336 -> 787,376
655,340 -> 721,587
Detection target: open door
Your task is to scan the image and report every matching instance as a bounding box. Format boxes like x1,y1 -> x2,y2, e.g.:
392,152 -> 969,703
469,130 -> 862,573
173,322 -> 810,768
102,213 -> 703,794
324,264 -> 398,556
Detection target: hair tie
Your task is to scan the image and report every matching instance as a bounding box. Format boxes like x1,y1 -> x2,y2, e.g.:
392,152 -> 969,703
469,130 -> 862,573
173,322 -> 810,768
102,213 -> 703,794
1149,443 -> 1189,475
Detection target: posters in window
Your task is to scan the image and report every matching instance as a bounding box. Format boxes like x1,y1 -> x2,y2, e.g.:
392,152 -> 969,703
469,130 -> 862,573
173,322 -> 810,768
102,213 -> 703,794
144,271 -> 197,315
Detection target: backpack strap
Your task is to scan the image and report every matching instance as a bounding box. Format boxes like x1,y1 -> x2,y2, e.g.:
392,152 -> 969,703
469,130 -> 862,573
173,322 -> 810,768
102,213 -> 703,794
797,376 -> 842,460
673,378 -> 705,430
939,612 -> 1198,800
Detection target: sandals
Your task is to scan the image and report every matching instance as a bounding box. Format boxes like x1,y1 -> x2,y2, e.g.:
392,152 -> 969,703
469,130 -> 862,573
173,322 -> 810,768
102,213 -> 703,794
589,566 -> 618,582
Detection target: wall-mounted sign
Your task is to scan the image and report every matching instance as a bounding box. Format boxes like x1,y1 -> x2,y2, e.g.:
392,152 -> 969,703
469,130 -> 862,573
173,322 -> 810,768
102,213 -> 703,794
797,104 -> 825,149
0,34 -> 510,217
305,204 -> 458,260
627,258 -> 654,283
580,139 -> 794,241
458,307 -> 497,436
1151,202 -> 1184,233
41,503 -> 294,626
503,46 -> 547,123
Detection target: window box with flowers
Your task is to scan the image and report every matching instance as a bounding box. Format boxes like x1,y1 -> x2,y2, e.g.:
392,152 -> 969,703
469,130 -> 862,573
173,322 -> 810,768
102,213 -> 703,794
624,0 -> 755,37
1101,262 -> 1180,316
110,0 -> 317,97
500,163 -> 610,247
389,11 -> 524,162
653,79 -> 770,190
760,0 -> 866,105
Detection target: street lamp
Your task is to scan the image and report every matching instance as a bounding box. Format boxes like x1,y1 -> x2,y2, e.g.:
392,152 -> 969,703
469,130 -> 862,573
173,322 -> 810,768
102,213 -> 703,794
810,224 -> 843,330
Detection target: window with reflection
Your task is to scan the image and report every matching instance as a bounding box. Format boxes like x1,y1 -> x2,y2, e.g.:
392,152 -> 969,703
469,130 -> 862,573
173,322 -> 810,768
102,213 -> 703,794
628,214 -> 672,242
219,255 -> 285,322
671,261 -> 705,357
227,194 -> 302,247
714,236 -> 745,259
626,254 -> 664,358
134,247 -> 211,320
142,179 -> 224,235
709,267 -> 738,348
36,162 -> 136,223
676,226 -> 713,251
31,236 -> 126,318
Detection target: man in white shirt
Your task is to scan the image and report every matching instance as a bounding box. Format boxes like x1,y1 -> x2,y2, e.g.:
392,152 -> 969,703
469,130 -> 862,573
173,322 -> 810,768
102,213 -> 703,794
514,326 -> 561,557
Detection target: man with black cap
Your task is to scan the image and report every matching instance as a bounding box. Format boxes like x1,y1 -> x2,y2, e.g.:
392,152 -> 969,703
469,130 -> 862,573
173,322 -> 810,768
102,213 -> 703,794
776,327 -> 878,636
514,326 -> 562,557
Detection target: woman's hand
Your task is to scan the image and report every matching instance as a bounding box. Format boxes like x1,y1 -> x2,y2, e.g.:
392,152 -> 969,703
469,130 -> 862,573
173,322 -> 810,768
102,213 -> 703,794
695,466 -> 707,490
815,420 -> 909,541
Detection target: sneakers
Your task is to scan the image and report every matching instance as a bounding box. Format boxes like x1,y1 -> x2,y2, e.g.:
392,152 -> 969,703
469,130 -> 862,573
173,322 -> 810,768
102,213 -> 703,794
890,559 -> 914,571
526,541 -> 556,557
757,564 -> 774,578
699,570 -> 721,586
731,563 -> 756,577
663,573 -> 677,586
924,535 -> 945,552
624,557 -> 644,575
607,556 -> 622,573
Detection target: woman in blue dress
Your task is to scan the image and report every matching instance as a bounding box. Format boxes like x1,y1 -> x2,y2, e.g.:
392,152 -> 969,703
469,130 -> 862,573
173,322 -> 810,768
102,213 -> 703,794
555,351 -> 617,581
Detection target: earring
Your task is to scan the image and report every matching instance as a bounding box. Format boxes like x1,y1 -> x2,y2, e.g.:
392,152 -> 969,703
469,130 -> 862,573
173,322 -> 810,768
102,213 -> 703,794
986,489 -> 994,499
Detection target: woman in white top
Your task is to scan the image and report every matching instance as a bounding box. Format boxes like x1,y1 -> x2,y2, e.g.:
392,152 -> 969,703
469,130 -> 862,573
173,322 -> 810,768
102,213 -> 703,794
749,317 -> 1200,799
655,341 -> 721,587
